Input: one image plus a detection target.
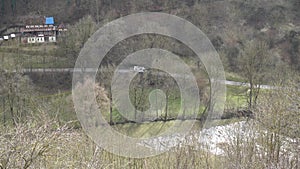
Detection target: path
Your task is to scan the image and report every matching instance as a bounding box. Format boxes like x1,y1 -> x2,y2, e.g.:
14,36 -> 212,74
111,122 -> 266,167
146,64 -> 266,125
18,68 -> 274,89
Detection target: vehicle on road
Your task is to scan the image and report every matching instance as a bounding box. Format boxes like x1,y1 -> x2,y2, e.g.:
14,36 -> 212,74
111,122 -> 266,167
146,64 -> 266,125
133,66 -> 146,73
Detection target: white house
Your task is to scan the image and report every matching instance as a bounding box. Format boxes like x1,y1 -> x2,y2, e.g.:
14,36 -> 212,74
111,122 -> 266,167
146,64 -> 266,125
20,17 -> 66,44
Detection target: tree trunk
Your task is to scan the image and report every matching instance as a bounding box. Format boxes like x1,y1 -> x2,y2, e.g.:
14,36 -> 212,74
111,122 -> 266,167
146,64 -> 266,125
2,96 -> 5,126
109,89 -> 113,125
164,90 -> 169,121
249,80 -> 253,109
134,88 -> 137,121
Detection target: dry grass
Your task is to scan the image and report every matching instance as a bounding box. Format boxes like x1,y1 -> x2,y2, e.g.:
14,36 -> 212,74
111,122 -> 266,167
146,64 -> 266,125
0,115 -> 222,169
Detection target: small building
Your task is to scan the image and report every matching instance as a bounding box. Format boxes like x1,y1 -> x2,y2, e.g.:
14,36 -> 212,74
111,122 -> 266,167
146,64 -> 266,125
20,16 -> 66,44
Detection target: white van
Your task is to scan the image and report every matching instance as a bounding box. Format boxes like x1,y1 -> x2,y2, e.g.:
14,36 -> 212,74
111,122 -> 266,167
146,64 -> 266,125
133,66 -> 146,73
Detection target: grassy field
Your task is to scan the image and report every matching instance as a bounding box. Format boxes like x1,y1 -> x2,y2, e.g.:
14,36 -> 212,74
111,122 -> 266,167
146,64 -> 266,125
112,117 -> 242,138
0,41 -> 249,138
225,85 -> 248,109
0,118 -> 225,169
225,72 -> 247,83
0,79 -> 246,125
0,43 -> 74,68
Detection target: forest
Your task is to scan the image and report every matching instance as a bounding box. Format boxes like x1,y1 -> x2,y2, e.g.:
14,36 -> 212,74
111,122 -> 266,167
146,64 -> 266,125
0,0 -> 299,168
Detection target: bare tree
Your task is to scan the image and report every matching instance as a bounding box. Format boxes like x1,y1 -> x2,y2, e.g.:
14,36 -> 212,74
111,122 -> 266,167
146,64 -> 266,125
0,55 -> 32,126
97,63 -> 116,125
224,68 -> 300,169
238,40 -> 273,109
56,15 -> 96,64
0,113 -> 68,169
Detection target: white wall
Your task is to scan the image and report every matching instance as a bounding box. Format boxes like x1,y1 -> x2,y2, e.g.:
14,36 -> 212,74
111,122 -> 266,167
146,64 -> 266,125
27,37 -> 45,43
27,37 -> 36,43
36,37 -> 45,43
49,36 -> 56,43
27,36 -> 57,43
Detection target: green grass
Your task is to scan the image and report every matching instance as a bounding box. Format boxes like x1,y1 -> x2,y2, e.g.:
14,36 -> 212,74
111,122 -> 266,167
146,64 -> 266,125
225,85 -> 248,108
0,50 -> 73,68
0,41 -> 249,129
112,120 -> 179,138
204,118 -> 244,128
0,79 -> 248,129
111,117 -> 244,138
16,81 -> 248,128
0,43 -> 74,68
225,72 -> 247,82
109,84 -> 248,138
100,86 -> 208,123
0,42 -> 57,53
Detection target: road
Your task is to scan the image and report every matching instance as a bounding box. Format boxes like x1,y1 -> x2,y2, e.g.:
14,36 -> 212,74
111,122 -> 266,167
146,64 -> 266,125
224,80 -> 275,89
16,68 -> 273,89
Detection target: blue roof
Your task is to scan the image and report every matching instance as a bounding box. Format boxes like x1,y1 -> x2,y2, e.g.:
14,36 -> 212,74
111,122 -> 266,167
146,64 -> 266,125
45,17 -> 54,25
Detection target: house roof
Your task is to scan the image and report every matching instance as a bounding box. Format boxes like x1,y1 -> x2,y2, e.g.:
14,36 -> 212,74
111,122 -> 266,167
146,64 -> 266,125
58,23 -> 65,29
45,17 -> 54,25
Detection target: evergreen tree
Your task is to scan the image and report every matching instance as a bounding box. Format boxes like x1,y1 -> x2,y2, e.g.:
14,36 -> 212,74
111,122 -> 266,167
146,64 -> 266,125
1,0 -> 4,15
11,0 -> 16,14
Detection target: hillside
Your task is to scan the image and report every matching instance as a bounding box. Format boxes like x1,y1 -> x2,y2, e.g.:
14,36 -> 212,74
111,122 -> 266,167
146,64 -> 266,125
1,0 -> 299,71
0,0 -> 299,28
0,1 -> 300,168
